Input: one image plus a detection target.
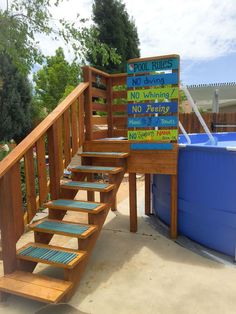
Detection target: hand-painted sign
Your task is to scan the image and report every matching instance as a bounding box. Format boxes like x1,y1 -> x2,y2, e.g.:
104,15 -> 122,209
127,57 -> 179,74
127,102 -> 178,115
128,129 -> 178,141
128,116 -> 178,128
131,143 -> 173,150
127,87 -> 178,102
127,73 -> 178,88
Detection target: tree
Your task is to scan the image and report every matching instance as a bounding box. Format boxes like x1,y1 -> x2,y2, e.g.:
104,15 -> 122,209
33,47 -> 81,112
89,0 -> 140,73
0,53 -> 32,142
0,0 -> 120,74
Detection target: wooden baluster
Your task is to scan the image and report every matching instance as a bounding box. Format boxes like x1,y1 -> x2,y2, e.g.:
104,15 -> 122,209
71,101 -> 79,155
107,77 -> 113,137
0,162 -> 24,274
63,109 -> 72,168
47,121 -> 61,200
36,136 -> 48,206
12,162 -> 24,242
78,94 -> 85,147
57,116 -> 64,177
83,67 -> 93,141
24,147 -> 37,222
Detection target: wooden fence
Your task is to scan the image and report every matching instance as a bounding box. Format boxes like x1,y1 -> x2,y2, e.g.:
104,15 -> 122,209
179,113 -> 236,133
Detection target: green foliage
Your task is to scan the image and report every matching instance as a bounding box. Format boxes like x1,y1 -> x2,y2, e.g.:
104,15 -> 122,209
0,53 -> 32,143
33,47 -> 81,112
89,0 -> 140,73
0,0 -> 120,75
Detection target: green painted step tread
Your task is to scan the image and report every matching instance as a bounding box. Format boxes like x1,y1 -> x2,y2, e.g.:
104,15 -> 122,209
68,165 -> 123,174
79,151 -> 129,158
44,199 -> 108,214
0,271 -> 73,303
30,219 -> 98,238
60,180 -> 115,192
17,242 -> 87,269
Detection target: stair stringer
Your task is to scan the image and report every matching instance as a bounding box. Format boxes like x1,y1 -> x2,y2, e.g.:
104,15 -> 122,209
63,168 -> 126,300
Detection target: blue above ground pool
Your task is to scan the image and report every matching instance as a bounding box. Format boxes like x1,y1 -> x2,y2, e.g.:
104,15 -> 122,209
153,132 -> 236,257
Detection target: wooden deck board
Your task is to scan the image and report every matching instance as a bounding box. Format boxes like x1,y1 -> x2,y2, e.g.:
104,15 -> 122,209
0,271 -> 73,303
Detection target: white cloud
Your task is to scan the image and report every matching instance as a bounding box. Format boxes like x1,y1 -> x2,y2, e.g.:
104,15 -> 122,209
1,0 -> 236,62
123,0 -> 236,60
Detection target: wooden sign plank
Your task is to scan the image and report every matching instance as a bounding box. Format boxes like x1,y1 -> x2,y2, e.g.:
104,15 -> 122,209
128,116 -> 178,128
128,102 -> 178,115
127,87 -> 178,102
131,143 -> 173,150
127,73 -> 178,88
128,129 -> 178,141
127,102 -> 178,115
127,57 -> 179,74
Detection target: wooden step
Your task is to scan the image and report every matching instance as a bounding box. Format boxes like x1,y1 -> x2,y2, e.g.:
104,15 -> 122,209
17,242 -> 87,269
79,151 -> 129,158
0,271 -> 72,303
30,219 -> 98,239
60,179 -> 115,192
44,199 -> 108,214
68,165 -> 123,174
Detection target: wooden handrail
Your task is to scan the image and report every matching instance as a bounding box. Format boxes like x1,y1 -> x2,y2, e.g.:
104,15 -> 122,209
86,66 -> 111,78
0,82 -> 89,179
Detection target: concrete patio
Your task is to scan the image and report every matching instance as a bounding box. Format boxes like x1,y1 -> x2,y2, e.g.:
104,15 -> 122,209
1,179 -> 236,314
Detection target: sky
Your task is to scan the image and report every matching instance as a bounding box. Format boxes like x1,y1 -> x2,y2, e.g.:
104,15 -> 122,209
1,0 -> 236,85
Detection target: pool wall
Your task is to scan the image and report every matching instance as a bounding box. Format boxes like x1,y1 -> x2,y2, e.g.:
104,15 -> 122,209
153,132 -> 236,256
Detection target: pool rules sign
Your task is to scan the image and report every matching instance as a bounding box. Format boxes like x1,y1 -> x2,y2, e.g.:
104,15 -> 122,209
127,55 -> 180,150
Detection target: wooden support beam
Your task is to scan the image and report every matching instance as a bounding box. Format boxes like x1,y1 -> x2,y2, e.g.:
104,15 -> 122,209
0,167 -> 18,274
129,173 -> 137,232
145,174 -> 151,215
170,174 -> 178,239
87,173 -> 95,202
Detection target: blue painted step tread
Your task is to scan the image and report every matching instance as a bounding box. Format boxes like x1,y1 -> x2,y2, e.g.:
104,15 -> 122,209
60,180 -> 115,191
68,165 -> 123,174
79,152 -> 129,158
30,219 -> 97,238
44,199 -> 107,214
17,243 -> 87,269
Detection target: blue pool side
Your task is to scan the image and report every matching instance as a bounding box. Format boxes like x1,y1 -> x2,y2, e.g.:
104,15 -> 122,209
152,132 -> 236,257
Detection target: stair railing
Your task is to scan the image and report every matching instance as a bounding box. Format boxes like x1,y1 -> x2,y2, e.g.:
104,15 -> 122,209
0,82 -> 88,274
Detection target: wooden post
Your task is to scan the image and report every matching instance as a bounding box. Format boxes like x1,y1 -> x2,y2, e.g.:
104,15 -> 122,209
83,66 -> 93,141
170,174 -> 178,238
129,173 -> 137,232
145,174 -> 151,215
0,165 -> 23,274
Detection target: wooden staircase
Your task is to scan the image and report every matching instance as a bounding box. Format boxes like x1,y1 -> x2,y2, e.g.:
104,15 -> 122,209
0,151 -> 128,303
